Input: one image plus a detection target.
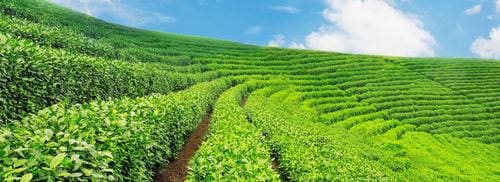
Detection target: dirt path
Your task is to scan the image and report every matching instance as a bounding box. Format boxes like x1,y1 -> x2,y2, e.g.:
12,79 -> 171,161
271,158 -> 281,174
271,152 -> 288,181
154,111 -> 212,182
240,96 -> 248,107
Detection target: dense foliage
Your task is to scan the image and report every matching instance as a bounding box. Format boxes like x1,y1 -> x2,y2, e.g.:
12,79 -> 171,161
187,81 -> 279,181
0,79 -> 230,181
0,0 -> 499,181
244,85 -> 499,181
0,33 -> 214,124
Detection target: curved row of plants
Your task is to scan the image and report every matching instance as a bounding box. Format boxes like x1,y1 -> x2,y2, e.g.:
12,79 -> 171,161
187,81 -> 279,181
0,33 -> 216,124
241,83 -> 500,181
0,78 -> 231,181
0,0 -> 499,181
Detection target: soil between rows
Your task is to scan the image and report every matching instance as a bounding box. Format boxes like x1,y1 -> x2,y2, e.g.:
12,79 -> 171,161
240,96 -> 248,107
154,111 -> 212,182
155,96 -> 282,181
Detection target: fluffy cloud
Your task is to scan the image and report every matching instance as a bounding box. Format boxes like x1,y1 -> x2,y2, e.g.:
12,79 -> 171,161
48,0 -> 175,26
299,0 -> 436,57
487,0 -> 500,20
271,6 -> 300,14
496,0 -> 500,12
267,34 -> 306,49
464,4 -> 482,15
268,34 -> 286,47
288,42 -> 306,49
471,26 -> 500,59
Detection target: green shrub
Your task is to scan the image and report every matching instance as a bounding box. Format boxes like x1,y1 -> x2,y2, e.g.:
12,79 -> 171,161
0,15 -> 115,58
0,33 -> 212,124
187,82 -> 279,181
0,79 -> 231,181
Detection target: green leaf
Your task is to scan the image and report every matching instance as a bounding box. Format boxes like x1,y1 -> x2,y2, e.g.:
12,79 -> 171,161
14,159 -> 28,168
71,154 -> 82,171
20,173 -> 33,182
101,151 -> 113,159
70,173 -> 83,177
82,168 -> 92,176
44,129 -> 53,139
4,177 -> 18,181
50,153 -> 66,170
13,167 -> 28,173
57,172 -> 71,177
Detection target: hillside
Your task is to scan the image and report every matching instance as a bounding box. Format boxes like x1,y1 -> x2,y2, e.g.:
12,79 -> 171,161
0,0 -> 499,181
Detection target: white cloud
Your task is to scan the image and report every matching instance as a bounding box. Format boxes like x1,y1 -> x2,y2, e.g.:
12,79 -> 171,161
300,0 -> 436,57
486,0 -> 500,20
464,4 -> 482,15
271,6 -> 301,14
471,26 -> 500,59
496,0 -> 500,12
48,0 -> 176,26
267,34 -> 306,49
244,26 -> 263,35
289,42 -> 306,49
268,34 -> 286,47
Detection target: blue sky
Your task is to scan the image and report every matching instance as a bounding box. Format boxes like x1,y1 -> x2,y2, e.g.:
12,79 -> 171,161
50,0 -> 500,59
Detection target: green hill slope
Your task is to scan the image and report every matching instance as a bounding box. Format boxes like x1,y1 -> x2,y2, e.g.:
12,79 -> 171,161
0,0 -> 499,181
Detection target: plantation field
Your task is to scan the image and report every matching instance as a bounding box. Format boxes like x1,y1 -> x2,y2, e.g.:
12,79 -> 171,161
0,0 -> 499,181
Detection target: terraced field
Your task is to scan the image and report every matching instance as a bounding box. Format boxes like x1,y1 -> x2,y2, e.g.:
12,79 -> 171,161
0,0 -> 499,181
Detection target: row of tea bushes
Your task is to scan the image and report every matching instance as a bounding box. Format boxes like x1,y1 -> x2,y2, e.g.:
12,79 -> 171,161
0,33 -> 215,124
0,78 -> 231,181
187,82 -> 279,181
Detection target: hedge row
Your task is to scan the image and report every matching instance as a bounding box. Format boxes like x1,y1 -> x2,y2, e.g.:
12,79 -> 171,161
0,78 -> 231,181
245,86 -> 393,181
0,33 -> 215,124
187,82 -> 279,181
0,14 -> 115,58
